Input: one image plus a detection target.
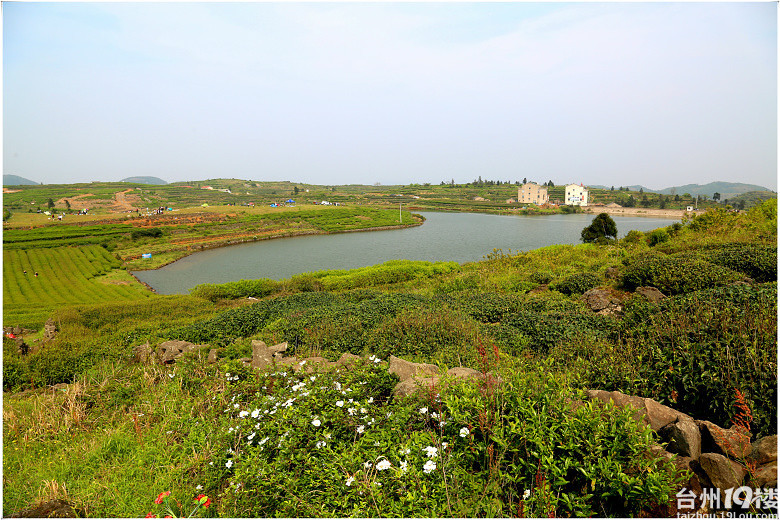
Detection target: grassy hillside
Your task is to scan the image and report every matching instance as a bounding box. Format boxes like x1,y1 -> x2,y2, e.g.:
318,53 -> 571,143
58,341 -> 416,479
3,200 -> 776,517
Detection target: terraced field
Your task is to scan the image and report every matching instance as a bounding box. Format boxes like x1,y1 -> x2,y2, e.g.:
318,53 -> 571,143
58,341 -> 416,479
3,245 -> 153,328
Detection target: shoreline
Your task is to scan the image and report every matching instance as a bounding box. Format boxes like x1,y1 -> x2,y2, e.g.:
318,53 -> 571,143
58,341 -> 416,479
582,206 -> 690,219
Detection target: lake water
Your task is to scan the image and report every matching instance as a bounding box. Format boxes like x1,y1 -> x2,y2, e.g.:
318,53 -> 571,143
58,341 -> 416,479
133,212 -> 679,294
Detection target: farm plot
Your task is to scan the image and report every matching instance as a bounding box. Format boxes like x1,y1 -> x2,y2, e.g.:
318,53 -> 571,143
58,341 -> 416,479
3,245 -> 153,329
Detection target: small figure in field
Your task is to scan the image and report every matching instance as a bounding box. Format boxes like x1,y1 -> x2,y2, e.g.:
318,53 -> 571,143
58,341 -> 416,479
34,272 -> 39,277
23,270 -> 27,275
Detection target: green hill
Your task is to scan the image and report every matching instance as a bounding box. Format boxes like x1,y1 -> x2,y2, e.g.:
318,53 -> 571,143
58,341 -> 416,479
658,181 -> 774,200
121,176 -> 168,185
3,174 -> 38,186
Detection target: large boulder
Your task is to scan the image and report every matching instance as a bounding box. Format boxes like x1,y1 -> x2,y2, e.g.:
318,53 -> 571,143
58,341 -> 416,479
635,286 -> 666,303
250,340 -> 273,369
663,419 -> 702,460
748,435 -> 778,466
269,342 -> 288,358
133,342 -> 154,364
388,355 -> 441,382
582,289 -> 611,312
44,318 -> 58,341
751,461 -> 778,488
698,421 -> 751,459
586,390 -> 689,432
334,352 -> 361,367
158,340 -> 199,364
394,376 -> 441,398
698,453 -> 746,493
446,367 -> 484,380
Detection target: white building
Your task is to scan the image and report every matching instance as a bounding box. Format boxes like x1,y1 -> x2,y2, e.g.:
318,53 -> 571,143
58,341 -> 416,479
565,184 -> 589,206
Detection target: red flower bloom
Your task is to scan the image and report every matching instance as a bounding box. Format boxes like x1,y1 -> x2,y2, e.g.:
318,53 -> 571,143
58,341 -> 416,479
164,516 -> 173,518
196,494 -> 211,508
154,491 -> 171,504
145,513 -> 157,518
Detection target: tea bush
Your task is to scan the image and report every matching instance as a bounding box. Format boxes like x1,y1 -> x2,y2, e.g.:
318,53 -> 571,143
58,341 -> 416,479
621,254 -> 743,295
646,229 -> 670,247
706,243 -> 777,282
190,278 -> 279,302
551,272 -> 600,295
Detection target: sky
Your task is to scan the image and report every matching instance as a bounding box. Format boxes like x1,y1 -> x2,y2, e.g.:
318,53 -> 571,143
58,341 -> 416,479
3,2 -> 777,190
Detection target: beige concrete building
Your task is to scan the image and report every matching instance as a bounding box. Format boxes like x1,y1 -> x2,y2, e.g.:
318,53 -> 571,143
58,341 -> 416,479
518,183 -> 549,205
565,184 -> 589,206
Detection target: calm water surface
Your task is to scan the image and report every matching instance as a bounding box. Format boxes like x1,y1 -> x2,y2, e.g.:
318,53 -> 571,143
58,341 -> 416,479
133,212 -> 679,294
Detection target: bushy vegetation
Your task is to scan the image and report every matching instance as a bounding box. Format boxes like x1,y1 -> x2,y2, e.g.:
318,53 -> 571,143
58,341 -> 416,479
3,199 -> 777,517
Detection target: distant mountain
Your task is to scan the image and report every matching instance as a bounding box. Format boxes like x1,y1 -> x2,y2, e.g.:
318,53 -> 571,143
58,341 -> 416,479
656,182 -> 774,200
3,174 -> 38,186
121,176 -> 168,185
589,184 -> 655,193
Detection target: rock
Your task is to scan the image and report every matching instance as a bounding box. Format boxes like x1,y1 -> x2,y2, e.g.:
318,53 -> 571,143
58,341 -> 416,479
586,390 -> 690,432
698,421 -> 751,459
663,419 -> 702,459
207,349 -> 218,363
239,357 -> 252,366
699,453 -> 746,493
393,376 -> 441,398
748,435 -> 778,466
133,342 -> 153,364
292,357 -> 330,373
334,352 -> 361,367
269,342 -> 288,358
9,499 -> 78,518
44,318 -> 58,341
388,355 -> 440,382
15,338 -> 29,355
251,340 -> 273,369
275,356 -> 298,367
158,340 -> 198,364
446,367 -> 484,380
635,286 -> 666,303
751,461 -> 778,488
582,288 -> 611,311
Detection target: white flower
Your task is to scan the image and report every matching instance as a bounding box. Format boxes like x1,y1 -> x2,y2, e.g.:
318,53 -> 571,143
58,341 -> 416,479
316,440 -> 326,449
225,460 -> 233,469
346,476 -> 355,486
369,355 -> 376,361
348,408 -> 356,416
360,407 -> 368,414
312,419 -> 321,427
310,376 -> 316,381
239,410 -> 249,418
324,432 -> 332,439
523,489 -> 531,500
357,425 -> 365,434
423,460 -> 436,474
247,432 -> 256,440
368,397 -> 374,404
363,461 -> 372,469
459,427 -> 470,437
335,382 -> 342,391
431,412 -> 439,419
442,442 -> 448,450
400,460 -> 408,472
336,400 -> 344,407
233,404 -> 239,409
251,409 -> 260,418
168,373 -> 175,379
400,447 -> 410,455
423,446 -> 438,458
376,459 -> 392,471
419,407 -> 428,414
259,436 -> 269,445
373,357 -> 381,364
196,485 -> 203,491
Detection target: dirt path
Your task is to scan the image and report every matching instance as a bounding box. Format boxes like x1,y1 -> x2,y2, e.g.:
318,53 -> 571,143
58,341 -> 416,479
55,193 -> 94,210
3,188 -> 21,194
112,189 -> 138,212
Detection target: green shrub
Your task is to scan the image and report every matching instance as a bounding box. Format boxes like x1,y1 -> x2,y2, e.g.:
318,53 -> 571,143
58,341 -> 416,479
646,229 -> 670,247
130,227 -> 163,240
622,254 -> 743,295
706,243 -> 777,282
190,278 -> 279,302
529,271 -> 553,284
551,272 -> 600,295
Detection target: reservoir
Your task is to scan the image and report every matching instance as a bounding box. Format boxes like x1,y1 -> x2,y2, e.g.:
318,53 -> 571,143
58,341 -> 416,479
133,211 -> 678,294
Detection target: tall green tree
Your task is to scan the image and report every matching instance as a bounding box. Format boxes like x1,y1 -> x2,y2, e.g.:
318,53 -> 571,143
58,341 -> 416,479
581,213 -> 618,243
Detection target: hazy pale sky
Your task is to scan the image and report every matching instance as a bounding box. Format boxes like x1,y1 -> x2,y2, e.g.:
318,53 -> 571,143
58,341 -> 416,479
3,2 -> 777,189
